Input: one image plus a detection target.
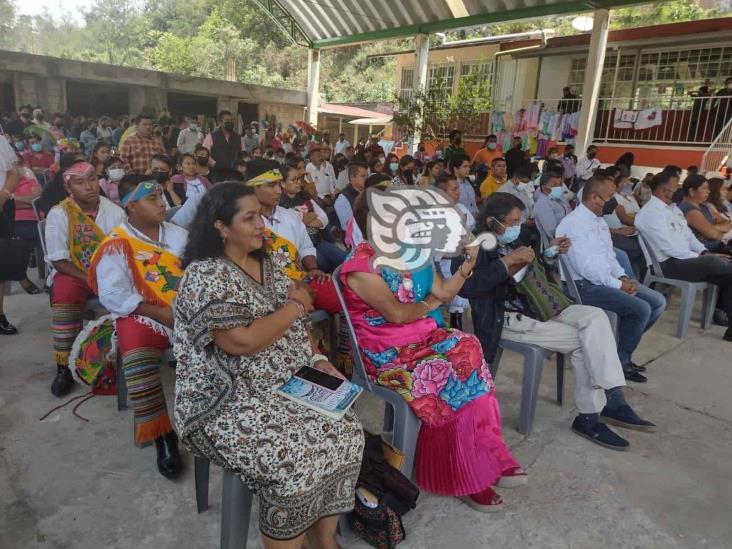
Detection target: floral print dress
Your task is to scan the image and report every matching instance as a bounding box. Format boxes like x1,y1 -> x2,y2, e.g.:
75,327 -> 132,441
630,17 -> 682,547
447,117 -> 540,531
173,257 -> 364,540
340,243 -> 518,496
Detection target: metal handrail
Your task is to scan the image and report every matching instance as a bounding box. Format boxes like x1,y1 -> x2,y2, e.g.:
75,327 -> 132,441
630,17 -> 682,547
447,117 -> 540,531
701,116 -> 732,174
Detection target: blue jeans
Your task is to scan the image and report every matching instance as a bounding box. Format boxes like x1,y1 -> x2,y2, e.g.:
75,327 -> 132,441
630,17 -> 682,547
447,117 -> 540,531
576,280 -> 666,365
316,240 -> 347,273
614,248 -> 634,278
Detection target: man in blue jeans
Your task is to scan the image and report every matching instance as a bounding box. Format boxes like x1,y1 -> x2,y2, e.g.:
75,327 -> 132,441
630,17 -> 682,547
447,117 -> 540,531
556,176 -> 666,383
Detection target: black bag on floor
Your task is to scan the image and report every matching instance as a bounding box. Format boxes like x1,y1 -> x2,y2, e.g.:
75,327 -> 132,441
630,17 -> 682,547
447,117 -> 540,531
0,238 -> 31,281
348,498 -> 405,549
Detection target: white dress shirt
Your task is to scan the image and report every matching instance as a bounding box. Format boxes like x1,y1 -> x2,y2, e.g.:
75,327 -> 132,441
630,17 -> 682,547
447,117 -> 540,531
44,196 -> 126,283
556,204 -> 626,289
305,161 -> 337,198
334,192 -> 354,231
635,196 -> 707,262
262,206 -> 316,260
96,221 -> 188,317
334,139 -> 350,156
576,155 -> 601,180
335,169 -> 349,192
498,180 -> 534,220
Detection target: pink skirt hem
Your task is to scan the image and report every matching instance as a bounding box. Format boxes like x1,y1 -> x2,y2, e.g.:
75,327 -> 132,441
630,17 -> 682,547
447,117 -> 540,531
414,392 -> 519,496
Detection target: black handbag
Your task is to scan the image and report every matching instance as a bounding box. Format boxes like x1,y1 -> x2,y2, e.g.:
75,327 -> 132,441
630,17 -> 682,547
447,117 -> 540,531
0,237 -> 32,281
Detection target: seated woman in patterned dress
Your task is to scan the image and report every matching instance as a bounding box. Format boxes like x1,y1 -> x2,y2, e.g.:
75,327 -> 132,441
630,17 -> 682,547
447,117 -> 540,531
339,190 -> 526,512
173,182 -> 364,548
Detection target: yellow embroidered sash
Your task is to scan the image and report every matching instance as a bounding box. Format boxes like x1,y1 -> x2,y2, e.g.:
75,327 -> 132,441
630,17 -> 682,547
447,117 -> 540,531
263,228 -> 306,281
59,197 -> 106,273
89,225 -> 183,307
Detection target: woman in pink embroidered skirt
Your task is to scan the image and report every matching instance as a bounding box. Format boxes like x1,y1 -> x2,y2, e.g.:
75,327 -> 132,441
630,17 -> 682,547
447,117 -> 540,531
339,193 -> 526,512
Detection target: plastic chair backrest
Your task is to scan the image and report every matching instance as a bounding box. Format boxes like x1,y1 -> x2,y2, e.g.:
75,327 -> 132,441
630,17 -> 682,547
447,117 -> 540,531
558,255 -> 582,303
636,229 -> 665,277
38,218 -> 48,260
331,265 -> 374,391
165,206 -> 182,222
32,197 -> 41,221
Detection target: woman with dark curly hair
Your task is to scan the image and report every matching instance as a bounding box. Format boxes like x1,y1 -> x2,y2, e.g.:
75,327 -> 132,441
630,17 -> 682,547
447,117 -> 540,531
173,182 -> 364,547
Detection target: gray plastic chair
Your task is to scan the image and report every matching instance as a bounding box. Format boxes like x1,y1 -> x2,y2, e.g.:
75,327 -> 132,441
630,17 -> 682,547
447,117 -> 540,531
31,197 -> 46,279
332,266 -> 421,478
637,231 -> 718,339
558,255 -> 620,339
492,339 -> 564,435
194,456 -> 253,549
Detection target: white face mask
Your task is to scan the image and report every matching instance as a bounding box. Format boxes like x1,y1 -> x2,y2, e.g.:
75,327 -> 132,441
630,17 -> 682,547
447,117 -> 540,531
108,168 -> 125,181
189,124 -> 198,131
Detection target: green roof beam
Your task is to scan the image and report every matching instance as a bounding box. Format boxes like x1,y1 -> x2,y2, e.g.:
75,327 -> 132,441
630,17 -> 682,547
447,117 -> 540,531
309,0 -> 656,49
249,0 -> 312,48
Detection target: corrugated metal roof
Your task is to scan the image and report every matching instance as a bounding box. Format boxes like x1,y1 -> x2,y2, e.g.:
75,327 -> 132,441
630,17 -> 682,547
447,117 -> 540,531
319,103 -> 389,118
254,0 -> 660,49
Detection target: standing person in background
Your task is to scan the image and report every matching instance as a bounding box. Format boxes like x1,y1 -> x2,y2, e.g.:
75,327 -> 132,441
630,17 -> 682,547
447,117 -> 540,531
714,76 -> 732,136
202,110 -> 243,169
557,86 -> 580,114
451,153 -> 478,219
575,145 -> 601,189
112,118 -> 127,148
472,134 -> 502,170
0,135 -> 21,334
333,133 -> 350,157
242,126 -> 260,154
504,136 -> 527,178
305,147 -> 337,203
120,114 -> 165,175
176,117 -> 203,155
366,134 -> 385,159
79,119 -> 98,157
193,144 -> 213,180
443,129 -> 465,164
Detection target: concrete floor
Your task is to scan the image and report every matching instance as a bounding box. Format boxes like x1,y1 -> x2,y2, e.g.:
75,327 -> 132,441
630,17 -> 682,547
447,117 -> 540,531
1,280 -> 732,549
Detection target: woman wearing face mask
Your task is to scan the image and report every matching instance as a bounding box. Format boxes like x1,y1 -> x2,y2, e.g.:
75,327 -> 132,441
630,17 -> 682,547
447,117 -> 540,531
383,153 -> 399,179
99,156 -> 126,205
23,136 -> 54,179
602,173 -> 645,277
392,154 -> 416,186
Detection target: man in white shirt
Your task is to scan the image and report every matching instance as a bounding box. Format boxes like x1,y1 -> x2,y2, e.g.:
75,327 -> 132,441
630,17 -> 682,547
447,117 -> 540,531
636,171 -> 732,341
45,161 -> 126,396
305,147 -> 337,203
176,117 -> 203,154
89,176 -> 187,479
333,133 -> 350,157
557,176 -> 666,381
576,145 -> 601,183
242,127 -> 260,154
498,164 -> 534,221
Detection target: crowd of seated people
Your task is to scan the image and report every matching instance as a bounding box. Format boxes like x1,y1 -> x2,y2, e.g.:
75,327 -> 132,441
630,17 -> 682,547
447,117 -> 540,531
6,112 -> 732,547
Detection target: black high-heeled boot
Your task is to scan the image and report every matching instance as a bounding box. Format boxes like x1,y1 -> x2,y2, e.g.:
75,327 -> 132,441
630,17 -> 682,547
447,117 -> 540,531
155,431 -> 182,479
0,314 -> 18,335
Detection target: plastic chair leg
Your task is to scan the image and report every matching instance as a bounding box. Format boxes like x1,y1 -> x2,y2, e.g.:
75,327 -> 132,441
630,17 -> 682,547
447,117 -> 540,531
220,471 -> 252,549
518,351 -> 544,435
382,403 -> 394,434
116,351 -> 127,411
700,285 -> 718,330
676,286 -> 697,339
490,347 -> 503,380
391,402 -> 420,479
555,354 -> 564,406
195,456 -> 210,514
36,246 -> 46,279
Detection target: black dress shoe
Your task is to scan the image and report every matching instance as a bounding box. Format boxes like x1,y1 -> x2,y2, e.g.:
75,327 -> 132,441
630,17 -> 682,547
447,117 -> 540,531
601,404 -> 656,432
724,328 -> 732,343
571,416 -> 629,451
628,361 -> 646,372
155,431 -> 182,479
623,369 -> 647,383
51,365 -> 75,397
0,315 -> 18,335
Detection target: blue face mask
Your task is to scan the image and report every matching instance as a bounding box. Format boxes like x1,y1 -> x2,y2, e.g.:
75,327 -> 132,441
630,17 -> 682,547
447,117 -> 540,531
549,186 -> 564,200
544,245 -> 559,258
31,143 -> 42,153
14,141 -> 24,151
497,220 -> 522,245
389,162 -> 399,172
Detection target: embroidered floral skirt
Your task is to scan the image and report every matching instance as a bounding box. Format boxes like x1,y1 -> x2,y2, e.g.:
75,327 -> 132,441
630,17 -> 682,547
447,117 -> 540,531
362,328 -> 519,496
